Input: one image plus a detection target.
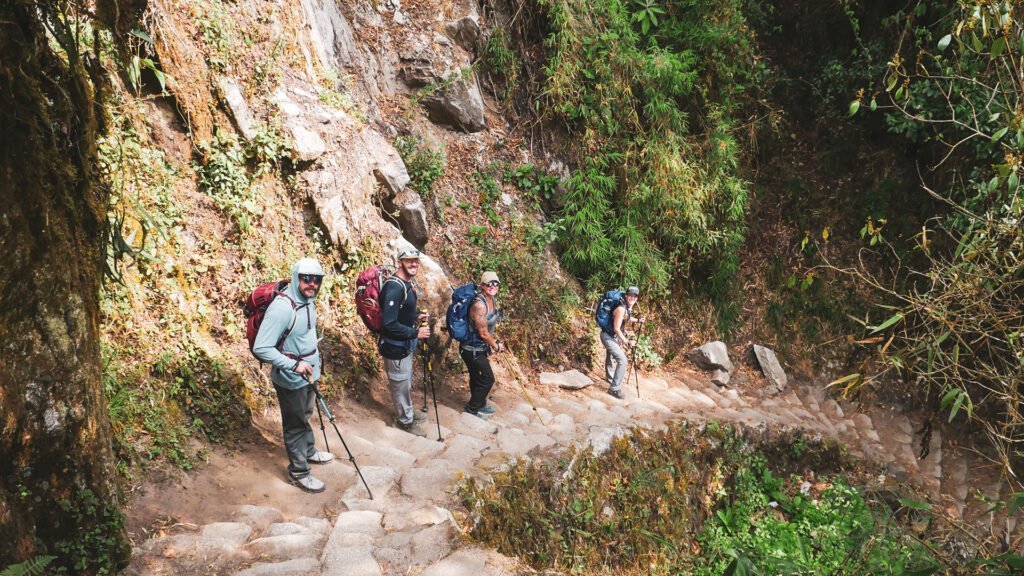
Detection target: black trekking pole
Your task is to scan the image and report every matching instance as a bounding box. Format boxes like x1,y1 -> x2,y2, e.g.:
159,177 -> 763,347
424,343 -> 443,442
420,348 -> 429,413
305,378 -> 373,499
313,391 -> 330,453
631,320 -> 644,399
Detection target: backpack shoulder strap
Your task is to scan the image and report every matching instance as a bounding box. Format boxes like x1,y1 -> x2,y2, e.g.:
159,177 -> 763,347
384,275 -> 409,304
274,291 -> 300,351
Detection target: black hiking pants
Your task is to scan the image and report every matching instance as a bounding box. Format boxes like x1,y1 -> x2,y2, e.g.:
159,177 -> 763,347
460,348 -> 494,414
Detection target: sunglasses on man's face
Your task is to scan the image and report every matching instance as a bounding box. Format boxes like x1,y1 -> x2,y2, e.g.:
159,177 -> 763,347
483,281 -> 501,288
299,274 -> 323,285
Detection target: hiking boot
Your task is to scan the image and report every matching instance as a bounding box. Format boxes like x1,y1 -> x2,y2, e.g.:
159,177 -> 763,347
478,404 -> 496,415
607,388 -> 625,400
414,410 -> 427,423
289,474 -> 325,493
308,450 -> 334,464
464,408 -> 491,420
398,420 -> 428,437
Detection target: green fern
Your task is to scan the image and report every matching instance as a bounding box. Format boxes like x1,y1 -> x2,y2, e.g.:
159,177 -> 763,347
1,556 -> 57,576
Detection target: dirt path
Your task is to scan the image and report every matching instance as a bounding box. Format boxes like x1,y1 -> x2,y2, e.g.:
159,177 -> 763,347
124,360 -> 1019,575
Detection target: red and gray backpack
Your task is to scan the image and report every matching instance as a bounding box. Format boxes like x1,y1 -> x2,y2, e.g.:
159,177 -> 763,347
354,264 -> 404,333
244,280 -> 298,356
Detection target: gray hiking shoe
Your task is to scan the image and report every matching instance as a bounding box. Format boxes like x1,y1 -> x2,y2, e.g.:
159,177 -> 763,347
398,420 -> 428,437
308,450 -> 334,464
464,408 -> 491,420
607,388 -> 625,399
289,475 -> 325,493
478,404 -> 496,415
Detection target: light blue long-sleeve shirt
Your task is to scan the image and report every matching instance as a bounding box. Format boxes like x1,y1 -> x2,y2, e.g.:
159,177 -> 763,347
252,262 -> 321,390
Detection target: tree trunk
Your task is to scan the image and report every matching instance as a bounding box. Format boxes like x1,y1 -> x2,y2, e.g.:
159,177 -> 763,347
0,4 -> 130,572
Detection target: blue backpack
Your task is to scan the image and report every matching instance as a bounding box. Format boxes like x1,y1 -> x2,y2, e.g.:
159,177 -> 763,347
594,289 -> 625,335
446,283 -> 483,343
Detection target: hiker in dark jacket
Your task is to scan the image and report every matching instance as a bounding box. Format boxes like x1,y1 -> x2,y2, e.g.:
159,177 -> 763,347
253,257 -> 333,493
461,271 -> 504,418
379,247 -> 431,437
601,286 -> 643,399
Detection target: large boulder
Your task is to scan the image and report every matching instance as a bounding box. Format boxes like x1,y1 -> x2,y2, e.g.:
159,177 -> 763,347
445,17 -> 481,52
421,76 -> 486,132
753,345 -> 788,392
388,189 -> 429,248
685,341 -> 735,374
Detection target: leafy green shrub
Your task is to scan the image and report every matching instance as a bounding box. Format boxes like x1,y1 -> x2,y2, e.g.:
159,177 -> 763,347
394,135 -> 446,198
524,0 -> 765,296
245,122 -> 291,176
97,114 -> 180,281
484,26 -> 520,99
472,170 -> 503,224
55,488 -> 127,575
505,163 -> 559,205
695,461 -> 934,575
460,422 -> 937,575
196,130 -> 258,232
102,341 -> 249,470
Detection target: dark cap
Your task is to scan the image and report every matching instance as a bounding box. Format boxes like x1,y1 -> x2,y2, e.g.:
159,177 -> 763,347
626,286 -> 640,296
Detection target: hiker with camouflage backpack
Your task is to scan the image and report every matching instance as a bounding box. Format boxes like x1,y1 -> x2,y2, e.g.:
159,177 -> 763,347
379,247 -> 431,437
251,257 -> 334,493
596,286 -> 644,399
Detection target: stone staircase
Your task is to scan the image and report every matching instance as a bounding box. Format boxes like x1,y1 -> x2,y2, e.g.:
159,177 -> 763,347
127,364 -> 1021,575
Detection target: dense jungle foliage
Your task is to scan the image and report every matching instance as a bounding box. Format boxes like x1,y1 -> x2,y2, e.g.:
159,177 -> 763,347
488,0 -> 1023,476
491,0 -> 764,299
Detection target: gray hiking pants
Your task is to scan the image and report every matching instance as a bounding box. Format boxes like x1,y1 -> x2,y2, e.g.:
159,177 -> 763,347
601,331 -> 628,392
384,354 -> 415,426
274,383 -> 318,479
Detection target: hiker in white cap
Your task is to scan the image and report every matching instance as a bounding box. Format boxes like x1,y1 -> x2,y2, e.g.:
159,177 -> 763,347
378,247 -> 431,437
459,271 -> 505,417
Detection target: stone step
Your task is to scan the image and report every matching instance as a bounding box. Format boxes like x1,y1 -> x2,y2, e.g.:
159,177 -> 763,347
374,521 -> 454,574
233,558 -> 320,576
341,431 -> 418,471
418,546 -> 521,576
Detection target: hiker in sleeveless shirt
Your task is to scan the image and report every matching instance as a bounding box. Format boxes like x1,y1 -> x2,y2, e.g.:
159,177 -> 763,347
379,247 -> 431,437
461,271 -> 505,418
252,257 -> 334,493
602,286 -> 644,399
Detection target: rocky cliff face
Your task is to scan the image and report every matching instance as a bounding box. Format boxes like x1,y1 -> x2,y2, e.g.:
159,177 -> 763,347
142,0 -> 523,318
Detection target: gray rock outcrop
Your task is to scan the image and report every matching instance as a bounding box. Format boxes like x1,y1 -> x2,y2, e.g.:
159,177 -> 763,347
445,17 -> 481,52
219,78 -> 257,140
685,341 -> 735,374
753,344 -> 788,392
421,76 -> 486,132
